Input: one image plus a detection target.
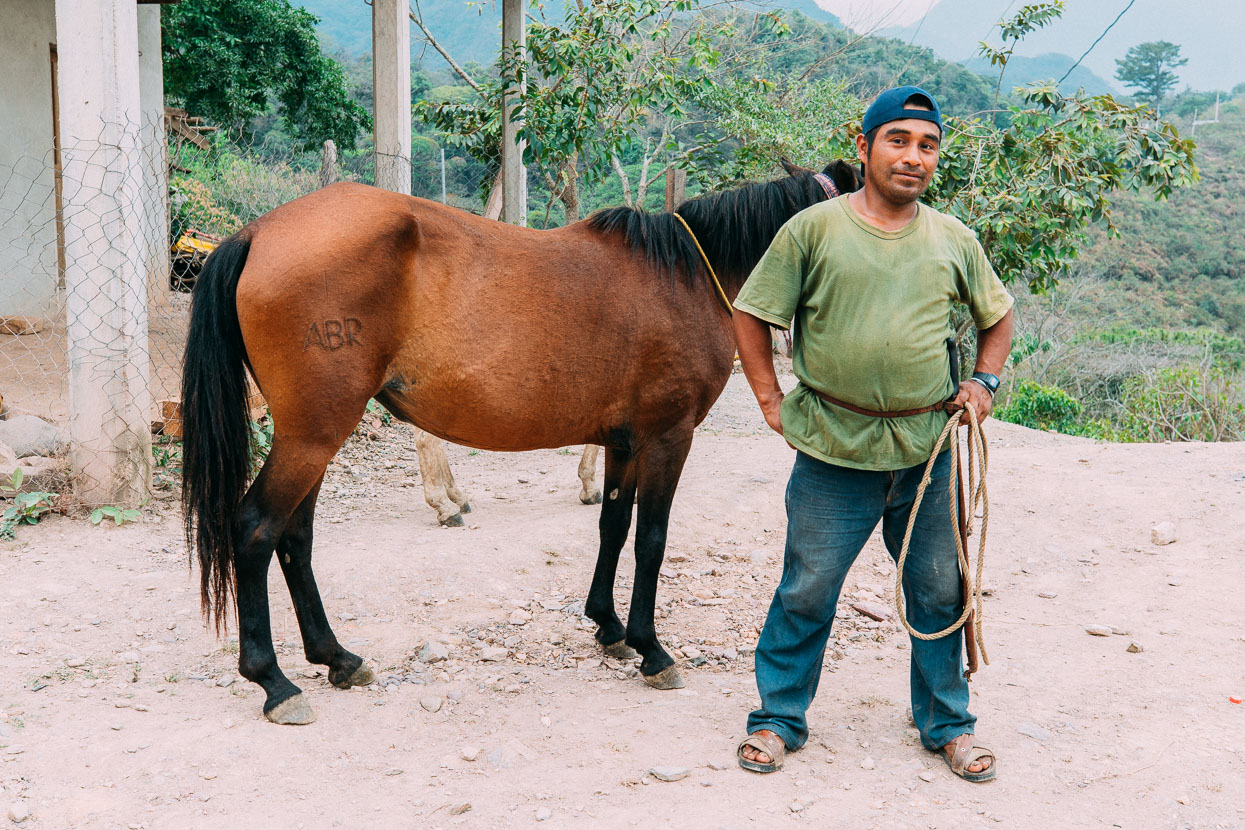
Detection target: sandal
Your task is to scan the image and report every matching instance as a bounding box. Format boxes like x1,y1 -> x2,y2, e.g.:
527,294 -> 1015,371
940,734 -> 996,783
738,729 -> 786,773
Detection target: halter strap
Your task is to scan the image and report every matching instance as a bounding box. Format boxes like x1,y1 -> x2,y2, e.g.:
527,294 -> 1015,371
813,172 -> 841,200
672,212 -> 733,317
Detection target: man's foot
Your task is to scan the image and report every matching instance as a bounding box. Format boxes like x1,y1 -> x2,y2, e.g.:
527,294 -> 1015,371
940,733 -> 996,782
738,729 -> 786,773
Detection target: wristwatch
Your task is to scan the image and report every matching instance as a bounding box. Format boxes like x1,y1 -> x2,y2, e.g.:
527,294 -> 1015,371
968,372 -> 1000,397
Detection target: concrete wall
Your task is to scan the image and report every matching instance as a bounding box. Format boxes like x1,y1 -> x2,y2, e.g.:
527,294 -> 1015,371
0,0 -> 60,319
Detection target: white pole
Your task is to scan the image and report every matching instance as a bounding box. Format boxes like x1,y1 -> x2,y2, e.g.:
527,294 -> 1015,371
441,147 -> 447,204
55,0 -> 151,505
501,0 -> 527,225
372,0 -> 411,195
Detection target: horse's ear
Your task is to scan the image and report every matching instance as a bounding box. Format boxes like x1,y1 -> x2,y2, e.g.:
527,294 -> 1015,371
780,157 -> 814,177
823,159 -> 864,193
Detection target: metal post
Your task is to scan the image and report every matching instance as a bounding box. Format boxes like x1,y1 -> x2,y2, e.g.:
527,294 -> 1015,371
441,147 -> 447,204
501,0 -> 527,225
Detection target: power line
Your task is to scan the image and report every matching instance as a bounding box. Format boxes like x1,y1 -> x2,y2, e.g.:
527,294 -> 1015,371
1057,0 -> 1137,87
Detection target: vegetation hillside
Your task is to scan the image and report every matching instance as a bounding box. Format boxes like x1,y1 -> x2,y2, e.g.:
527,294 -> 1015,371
1081,94 -> 1245,334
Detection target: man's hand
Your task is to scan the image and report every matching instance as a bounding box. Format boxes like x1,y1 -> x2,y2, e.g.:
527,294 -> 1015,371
759,394 -> 784,436
949,380 -> 993,425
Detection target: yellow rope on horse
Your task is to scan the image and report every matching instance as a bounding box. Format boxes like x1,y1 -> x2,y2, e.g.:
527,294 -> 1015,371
894,403 -> 990,669
673,212 -> 733,317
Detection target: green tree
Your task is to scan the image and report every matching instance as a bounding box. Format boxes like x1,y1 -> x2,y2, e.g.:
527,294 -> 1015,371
162,0 -> 370,150
1115,41 -> 1188,116
420,0 -> 730,222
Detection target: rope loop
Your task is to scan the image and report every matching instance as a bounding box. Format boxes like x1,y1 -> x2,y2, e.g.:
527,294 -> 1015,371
894,403 -> 990,668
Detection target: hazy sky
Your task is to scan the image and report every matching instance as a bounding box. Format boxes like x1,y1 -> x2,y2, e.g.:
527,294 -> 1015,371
814,0 -> 941,30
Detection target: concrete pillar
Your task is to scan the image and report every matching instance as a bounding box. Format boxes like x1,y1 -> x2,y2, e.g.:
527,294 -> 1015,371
137,3 -> 170,316
501,0 -> 526,225
55,0 -> 151,505
372,0 -> 411,195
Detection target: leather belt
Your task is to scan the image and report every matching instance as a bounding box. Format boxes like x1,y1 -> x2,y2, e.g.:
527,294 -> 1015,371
809,387 -> 957,418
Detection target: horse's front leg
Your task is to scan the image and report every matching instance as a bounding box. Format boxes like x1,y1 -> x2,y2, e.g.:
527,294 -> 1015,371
413,427 -> 472,526
577,445 -> 602,504
626,428 -> 695,690
584,447 -> 639,659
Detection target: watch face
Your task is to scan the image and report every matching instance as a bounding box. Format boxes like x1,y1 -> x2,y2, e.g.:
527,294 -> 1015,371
974,372 -> 1000,392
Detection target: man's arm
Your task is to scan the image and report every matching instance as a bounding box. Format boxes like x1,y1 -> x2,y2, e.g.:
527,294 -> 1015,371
950,307 -> 1014,423
734,310 -> 785,436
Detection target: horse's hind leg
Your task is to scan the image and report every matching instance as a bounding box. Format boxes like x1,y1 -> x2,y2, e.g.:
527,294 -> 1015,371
413,427 -> 472,526
626,428 -> 695,690
231,443 -> 335,725
584,447 -> 639,660
577,445 -> 602,505
275,476 -> 375,691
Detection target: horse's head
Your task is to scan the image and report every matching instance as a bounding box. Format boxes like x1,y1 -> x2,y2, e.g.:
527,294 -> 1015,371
779,158 -> 864,197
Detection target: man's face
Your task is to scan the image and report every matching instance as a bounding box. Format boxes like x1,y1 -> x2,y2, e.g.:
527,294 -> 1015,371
855,116 -> 941,205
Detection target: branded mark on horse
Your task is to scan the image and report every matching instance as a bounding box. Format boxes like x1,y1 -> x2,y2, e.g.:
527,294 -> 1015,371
180,160 -> 862,724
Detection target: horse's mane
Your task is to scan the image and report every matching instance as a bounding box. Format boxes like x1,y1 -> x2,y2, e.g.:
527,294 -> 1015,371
585,173 -> 830,294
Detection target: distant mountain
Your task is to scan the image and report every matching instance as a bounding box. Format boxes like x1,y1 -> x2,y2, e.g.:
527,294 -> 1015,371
959,52 -> 1114,97
879,0 -> 1243,95
299,0 -> 839,71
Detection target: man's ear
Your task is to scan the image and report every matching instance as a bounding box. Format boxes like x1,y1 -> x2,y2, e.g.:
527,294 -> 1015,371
779,157 -> 815,177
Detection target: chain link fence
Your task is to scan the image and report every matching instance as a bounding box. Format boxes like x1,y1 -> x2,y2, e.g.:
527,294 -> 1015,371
0,117 -> 489,505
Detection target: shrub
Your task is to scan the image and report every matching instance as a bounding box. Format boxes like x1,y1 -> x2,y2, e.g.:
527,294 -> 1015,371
995,380 -> 1084,434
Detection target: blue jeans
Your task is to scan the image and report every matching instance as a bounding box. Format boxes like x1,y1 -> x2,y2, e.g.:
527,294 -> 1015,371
747,450 -> 975,752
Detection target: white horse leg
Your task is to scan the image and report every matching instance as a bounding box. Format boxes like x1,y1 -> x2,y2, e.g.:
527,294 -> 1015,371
578,444 -> 602,505
413,428 -> 471,527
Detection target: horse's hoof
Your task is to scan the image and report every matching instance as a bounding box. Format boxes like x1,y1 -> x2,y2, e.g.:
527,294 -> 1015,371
265,694 -> 316,725
439,512 -> 465,528
601,640 -> 639,660
332,664 -> 375,689
642,665 -> 685,690
458,501 -> 473,514
580,489 -> 603,505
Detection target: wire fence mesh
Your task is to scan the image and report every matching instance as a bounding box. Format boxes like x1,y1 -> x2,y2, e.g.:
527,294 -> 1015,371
0,116 -> 488,504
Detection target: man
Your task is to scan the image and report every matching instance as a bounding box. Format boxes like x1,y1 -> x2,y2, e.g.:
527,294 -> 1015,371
732,86 -> 1013,782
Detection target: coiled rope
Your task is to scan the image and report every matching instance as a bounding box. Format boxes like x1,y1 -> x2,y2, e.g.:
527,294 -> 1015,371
894,403 -> 990,670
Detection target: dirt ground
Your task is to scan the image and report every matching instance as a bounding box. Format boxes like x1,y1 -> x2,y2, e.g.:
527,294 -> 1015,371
1,371 -> 1243,830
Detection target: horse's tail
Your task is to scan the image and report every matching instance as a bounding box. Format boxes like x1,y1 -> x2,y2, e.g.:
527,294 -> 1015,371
181,233 -> 254,632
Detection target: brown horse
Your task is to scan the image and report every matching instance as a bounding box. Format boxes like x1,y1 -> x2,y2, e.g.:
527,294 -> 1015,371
181,160 -> 862,724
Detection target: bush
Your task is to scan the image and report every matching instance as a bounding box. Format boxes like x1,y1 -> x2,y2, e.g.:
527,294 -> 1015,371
995,380 -> 1084,434
1116,365 -> 1245,442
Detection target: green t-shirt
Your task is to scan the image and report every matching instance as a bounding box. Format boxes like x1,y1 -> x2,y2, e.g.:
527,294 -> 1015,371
734,195 -> 1013,471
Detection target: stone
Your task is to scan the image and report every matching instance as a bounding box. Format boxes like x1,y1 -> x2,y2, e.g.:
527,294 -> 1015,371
8,802 -> 30,822
860,757 -> 876,770
216,674 -> 236,687
419,696 -> 443,713
648,766 -> 689,782
918,770 -> 936,783
535,808 -> 552,821
65,657 -> 86,668
0,442 -> 17,471
480,647 -> 508,662
789,801 -> 805,813
1037,591 -> 1058,599
748,550 -> 769,566
1150,522 -> 1178,546
0,415 -> 65,458
418,642 -> 450,664
1085,625 -> 1112,637
508,610 -> 531,626
1127,642 -> 1145,654
460,746 -> 481,762
449,803 -> 471,816
1110,626 -> 1130,636
1016,722 -> 1052,741
682,647 -> 702,660
851,602 -> 893,622
117,651 -> 140,663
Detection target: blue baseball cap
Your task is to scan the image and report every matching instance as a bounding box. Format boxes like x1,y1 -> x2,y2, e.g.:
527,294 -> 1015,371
862,86 -> 942,136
